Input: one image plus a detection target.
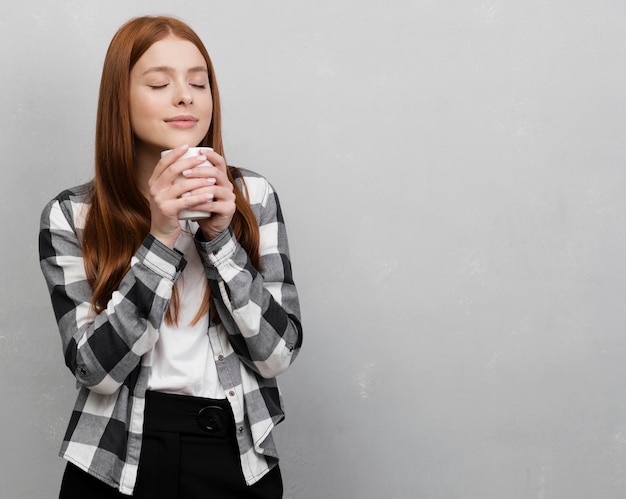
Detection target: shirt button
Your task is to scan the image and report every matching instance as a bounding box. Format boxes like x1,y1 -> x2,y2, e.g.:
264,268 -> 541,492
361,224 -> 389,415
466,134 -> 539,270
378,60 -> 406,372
228,390 -> 235,397
238,426 -> 244,433
218,355 -> 224,361
77,366 -> 88,377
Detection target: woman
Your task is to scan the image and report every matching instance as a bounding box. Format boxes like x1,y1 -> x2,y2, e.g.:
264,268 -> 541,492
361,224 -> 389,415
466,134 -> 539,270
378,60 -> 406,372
39,15 -> 302,498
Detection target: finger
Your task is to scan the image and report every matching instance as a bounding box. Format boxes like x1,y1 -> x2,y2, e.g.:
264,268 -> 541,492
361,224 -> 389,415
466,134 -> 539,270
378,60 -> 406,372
154,147 -> 214,186
180,164 -> 219,181
166,155 -> 214,185
200,192 -> 236,217
205,201 -> 235,218
179,192 -> 215,211
153,144 -> 190,179
204,150 -> 228,171
185,188 -> 234,212
171,177 -> 217,199
187,185 -> 234,206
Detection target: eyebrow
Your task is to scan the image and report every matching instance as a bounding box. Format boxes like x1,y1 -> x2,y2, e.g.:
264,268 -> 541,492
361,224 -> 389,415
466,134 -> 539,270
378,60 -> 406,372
142,66 -> 208,76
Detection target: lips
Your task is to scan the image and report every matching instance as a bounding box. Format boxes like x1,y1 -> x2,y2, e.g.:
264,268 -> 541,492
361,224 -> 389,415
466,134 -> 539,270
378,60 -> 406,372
165,115 -> 198,129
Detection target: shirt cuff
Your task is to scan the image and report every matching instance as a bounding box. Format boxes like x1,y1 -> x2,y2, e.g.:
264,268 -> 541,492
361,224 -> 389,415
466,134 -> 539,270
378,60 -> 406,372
135,234 -> 187,280
194,227 -> 237,270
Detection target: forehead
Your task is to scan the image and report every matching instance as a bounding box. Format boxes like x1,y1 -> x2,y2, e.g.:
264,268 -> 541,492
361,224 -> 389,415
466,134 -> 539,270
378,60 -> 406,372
134,36 -> 207,72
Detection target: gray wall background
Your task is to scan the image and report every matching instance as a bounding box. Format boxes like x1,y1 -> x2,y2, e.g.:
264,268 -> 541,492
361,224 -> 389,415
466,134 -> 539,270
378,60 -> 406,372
1,1 -> 625,498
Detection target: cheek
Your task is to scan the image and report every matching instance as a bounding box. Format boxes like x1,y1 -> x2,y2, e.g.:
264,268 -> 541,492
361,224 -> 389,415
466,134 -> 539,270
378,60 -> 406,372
195,97 -> 213,132
129,95 -> 156,133
130,96 -> 150,118
200,93 -> 213,117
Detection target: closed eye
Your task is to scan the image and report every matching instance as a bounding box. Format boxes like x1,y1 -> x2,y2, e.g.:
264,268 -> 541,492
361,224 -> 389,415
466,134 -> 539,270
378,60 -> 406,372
149,84 -> 168,89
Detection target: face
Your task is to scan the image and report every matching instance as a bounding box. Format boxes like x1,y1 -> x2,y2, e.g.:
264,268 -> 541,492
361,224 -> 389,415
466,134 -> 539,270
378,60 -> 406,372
129,36 -> 213,157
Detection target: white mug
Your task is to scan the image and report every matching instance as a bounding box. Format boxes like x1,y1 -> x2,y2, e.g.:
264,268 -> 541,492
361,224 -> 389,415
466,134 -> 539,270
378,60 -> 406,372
161,147 -> 213,220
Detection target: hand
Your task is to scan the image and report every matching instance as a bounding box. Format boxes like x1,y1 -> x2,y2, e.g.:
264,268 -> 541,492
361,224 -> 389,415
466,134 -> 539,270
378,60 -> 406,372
148,144 -> 217,247
192,149 -> 236,240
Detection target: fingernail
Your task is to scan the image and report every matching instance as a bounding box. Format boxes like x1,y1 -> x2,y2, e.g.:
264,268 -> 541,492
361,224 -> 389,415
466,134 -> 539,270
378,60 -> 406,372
181,192 -> 191,198
206,194 -> 214,201
182,169 -> 192,176
179,144 -> 189,151
196,155 -> 207,161
206,178 -> 216,184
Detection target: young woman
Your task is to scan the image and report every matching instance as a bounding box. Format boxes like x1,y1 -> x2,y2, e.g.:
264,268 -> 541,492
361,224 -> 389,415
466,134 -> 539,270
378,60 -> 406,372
39,15 -> 302,498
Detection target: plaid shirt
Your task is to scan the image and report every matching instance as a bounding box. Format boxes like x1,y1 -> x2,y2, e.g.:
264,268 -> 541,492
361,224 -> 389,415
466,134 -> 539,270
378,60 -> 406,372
38,168 -> 302,495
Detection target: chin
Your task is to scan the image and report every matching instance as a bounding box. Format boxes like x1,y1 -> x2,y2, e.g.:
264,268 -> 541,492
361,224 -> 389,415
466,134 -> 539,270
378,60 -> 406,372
161,137 -> 205,151
180,132 -> 210,149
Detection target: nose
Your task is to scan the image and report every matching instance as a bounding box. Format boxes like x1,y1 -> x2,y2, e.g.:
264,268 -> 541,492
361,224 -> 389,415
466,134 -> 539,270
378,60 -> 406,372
177,94 -> 193,106
174,83 -> 193,106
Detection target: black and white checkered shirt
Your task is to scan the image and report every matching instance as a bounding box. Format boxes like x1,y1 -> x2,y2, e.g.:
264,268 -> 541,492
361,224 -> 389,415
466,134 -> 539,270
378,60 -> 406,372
39,168 -> 302,495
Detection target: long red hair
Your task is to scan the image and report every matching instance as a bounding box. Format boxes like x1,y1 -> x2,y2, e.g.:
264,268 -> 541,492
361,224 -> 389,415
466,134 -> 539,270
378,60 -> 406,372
83,15 -> 260,324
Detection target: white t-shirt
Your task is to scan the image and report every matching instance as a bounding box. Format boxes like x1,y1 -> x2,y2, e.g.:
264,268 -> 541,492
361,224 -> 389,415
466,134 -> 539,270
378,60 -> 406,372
148,223 -> 225,399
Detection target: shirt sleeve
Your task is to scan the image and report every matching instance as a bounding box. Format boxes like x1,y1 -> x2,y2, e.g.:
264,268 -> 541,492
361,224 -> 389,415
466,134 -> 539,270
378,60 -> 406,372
194,175 -> 302,379
38,194 -> 186,394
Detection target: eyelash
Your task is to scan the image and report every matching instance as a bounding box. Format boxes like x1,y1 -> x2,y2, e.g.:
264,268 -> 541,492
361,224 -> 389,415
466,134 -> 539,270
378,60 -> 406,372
148,84 -> 207,90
